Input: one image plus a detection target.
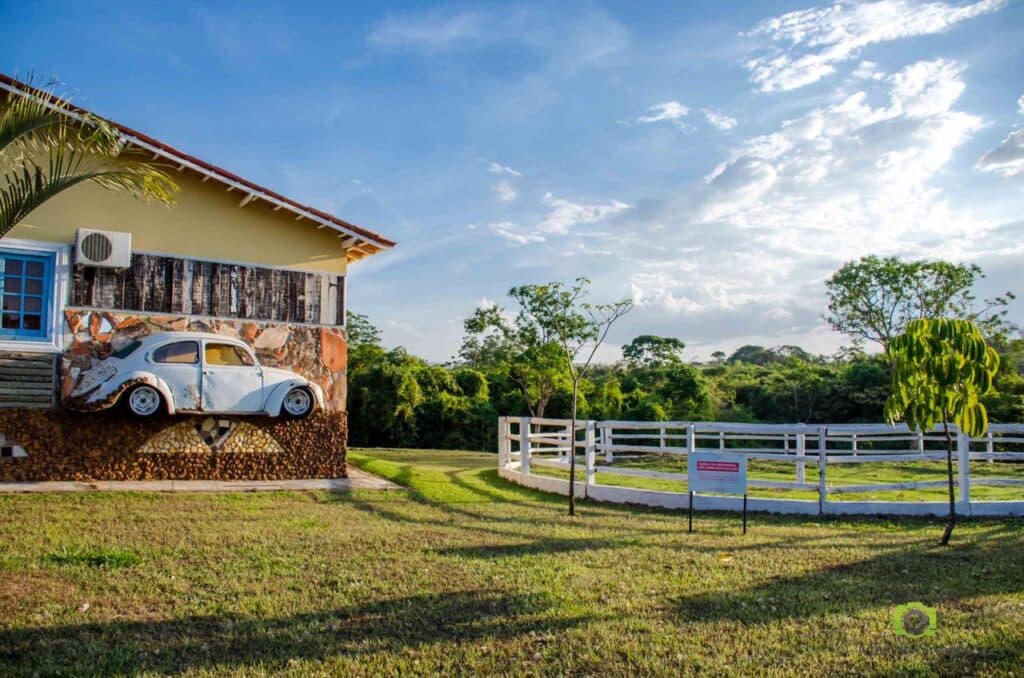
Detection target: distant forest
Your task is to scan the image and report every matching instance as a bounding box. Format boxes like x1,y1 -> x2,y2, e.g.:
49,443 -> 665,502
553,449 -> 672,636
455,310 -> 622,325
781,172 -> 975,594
346,256 -> 1022,451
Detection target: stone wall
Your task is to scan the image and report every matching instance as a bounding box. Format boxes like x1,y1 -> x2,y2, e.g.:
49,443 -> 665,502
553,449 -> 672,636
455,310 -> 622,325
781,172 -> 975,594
62,309 -> 347,411
0,409 -> 346,481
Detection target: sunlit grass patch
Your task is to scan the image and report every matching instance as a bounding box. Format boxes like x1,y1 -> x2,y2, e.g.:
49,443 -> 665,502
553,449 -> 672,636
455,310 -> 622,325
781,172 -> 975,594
43,546 -> 141,569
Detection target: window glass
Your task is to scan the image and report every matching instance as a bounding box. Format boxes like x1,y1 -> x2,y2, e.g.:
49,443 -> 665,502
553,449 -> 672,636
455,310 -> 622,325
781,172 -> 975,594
153,341 -> 199,364
0,250 -> 53,340
205,343 -> 254,367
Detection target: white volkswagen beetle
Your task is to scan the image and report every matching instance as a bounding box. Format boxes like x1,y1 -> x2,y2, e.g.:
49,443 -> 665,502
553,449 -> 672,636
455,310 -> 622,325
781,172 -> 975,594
71,332 -> 325,418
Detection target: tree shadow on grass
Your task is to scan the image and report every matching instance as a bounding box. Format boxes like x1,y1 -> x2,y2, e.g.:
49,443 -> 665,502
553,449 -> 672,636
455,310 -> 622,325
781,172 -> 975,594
339,462 -> 976,561
0,590 -> 593,676
671,531 -> 1024,626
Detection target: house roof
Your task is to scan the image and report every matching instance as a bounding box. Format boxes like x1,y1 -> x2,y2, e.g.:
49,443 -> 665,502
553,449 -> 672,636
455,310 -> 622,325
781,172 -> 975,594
0,73 -> 395,263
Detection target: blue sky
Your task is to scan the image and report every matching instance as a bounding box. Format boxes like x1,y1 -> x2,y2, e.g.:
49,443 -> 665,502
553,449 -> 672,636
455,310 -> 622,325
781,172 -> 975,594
3,0 -> 1023,361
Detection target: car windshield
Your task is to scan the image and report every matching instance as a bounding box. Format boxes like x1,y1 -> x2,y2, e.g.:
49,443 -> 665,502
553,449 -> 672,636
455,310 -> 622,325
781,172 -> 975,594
205,343 -> 255,367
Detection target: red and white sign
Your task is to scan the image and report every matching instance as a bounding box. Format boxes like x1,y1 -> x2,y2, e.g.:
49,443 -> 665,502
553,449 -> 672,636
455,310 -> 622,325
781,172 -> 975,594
688,452 -> 747,494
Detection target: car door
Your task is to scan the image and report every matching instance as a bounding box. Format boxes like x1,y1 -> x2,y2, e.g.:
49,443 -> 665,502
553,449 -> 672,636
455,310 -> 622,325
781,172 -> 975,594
149,340 -> 203,411
201,341 -> 265,413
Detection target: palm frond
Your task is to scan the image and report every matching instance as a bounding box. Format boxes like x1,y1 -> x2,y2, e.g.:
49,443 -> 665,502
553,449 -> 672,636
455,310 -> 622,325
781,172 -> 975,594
0,78 -> 178,234
0,146 -> 178,237
0,78 -> 74,158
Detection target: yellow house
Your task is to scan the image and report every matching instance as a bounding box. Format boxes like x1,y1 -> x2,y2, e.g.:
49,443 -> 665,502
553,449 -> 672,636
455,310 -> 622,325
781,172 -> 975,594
0,73 -> 395,481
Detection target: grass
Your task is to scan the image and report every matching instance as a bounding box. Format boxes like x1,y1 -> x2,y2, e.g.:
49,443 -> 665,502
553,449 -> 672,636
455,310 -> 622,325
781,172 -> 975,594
44,546 -> 142,569
0,448 -> 1020,675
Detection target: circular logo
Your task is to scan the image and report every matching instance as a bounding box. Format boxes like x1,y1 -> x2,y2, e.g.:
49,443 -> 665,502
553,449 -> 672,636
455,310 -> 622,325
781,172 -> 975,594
893,602 -> 937,638
901,608 -> 930,636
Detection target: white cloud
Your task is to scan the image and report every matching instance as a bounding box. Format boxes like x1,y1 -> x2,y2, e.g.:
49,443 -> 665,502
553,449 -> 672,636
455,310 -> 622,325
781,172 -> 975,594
630,270 -> 704,313
487,161 -> 522,176
701,108 -> 738,130
852,60 -> 886,80
703,59 -> 985,237
490,222 -> 546,244
976,128 -> 1024,177
622,58 -> 994,325
701,158 -> 778,222
487,193 -> 631,245
744,0 -> 1006,92
368,11 -> 486,51
1018,93 -> 1024,115
889,59 -> 965,118
637,101 -> 690,127
492,180 -> 519,202
537,192 -> 632,234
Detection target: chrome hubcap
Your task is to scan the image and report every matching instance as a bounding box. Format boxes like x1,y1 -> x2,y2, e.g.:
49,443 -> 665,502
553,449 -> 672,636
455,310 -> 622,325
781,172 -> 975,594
284,388 -> 311,415
129,387 -> 160,415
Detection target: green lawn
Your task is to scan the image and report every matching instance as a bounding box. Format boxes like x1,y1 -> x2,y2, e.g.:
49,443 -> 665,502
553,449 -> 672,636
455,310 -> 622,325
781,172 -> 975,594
0,448 -> 1021,676
528,453 -> 1024,502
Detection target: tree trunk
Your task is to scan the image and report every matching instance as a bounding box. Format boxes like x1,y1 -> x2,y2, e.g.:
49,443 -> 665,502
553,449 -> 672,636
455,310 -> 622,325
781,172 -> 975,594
940,416 -> 956,546
568,382 -> 578,516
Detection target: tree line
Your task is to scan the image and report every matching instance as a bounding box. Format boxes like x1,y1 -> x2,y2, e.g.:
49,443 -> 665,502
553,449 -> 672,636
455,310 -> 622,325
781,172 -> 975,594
346,256 -> 1021,451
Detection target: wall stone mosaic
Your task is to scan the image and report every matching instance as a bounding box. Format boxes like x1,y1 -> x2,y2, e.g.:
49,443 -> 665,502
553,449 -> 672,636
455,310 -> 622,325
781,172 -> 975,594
0,433 -> 28,459
0,409 -> 346,482
62,309 -> 347,411
138,419 -> 285,455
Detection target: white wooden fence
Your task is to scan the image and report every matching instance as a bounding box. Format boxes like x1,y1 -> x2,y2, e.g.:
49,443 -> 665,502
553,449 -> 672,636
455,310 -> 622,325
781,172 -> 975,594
497,417 -> 1024,517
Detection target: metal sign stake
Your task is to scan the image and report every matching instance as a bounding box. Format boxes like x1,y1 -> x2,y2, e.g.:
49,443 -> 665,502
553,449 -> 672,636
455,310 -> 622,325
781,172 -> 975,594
742,494 -> 748,535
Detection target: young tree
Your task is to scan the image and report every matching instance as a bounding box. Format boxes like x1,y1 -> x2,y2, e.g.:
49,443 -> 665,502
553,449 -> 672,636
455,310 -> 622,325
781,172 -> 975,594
622,335 -> 685,367
884,318 -> 1000,545
345,311 -> 382,348
825,256 -> 1015,348
511,277 -> 632,516
1,77 -> 177,235
459,302 -> 568,418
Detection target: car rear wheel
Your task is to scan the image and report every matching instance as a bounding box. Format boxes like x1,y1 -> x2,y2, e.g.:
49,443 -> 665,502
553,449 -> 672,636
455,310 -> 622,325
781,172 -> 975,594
282,387 -> 314,419
125,385 -> 164,418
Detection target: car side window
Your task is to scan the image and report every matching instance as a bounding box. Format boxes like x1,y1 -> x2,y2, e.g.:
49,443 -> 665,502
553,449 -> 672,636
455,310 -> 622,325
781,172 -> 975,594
152,341 -> 199,364
205,343 -> 255,367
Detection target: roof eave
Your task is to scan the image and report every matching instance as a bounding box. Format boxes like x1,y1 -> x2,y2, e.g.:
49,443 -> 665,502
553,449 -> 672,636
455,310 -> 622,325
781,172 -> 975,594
0,74 -> 396,262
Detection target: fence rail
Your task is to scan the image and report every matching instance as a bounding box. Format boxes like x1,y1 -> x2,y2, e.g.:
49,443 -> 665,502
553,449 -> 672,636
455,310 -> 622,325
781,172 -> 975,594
497,417 -> 1024,517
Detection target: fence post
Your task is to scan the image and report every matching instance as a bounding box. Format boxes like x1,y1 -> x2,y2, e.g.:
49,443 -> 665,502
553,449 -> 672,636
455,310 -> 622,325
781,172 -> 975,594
957,428 -> 971,511
659,424 -> 666,450
987,430 -> 994,464
604,427 -> 613,464
719,431 -> 725,450
686,424 -> 696,454
497,417 -> 508,468
851,433 -> 858,457
585,420 -> 596,493
796,427 -> 806,485
817,427 -> 827,515
519,416 -> 531,476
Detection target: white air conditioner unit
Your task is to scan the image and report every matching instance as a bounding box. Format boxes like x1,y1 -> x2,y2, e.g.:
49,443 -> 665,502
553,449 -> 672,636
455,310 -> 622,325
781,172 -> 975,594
75,229 -> 132,268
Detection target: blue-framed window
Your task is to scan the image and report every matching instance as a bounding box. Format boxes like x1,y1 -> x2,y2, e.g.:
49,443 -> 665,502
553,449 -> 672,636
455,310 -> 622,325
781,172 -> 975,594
0,250 -> 54,340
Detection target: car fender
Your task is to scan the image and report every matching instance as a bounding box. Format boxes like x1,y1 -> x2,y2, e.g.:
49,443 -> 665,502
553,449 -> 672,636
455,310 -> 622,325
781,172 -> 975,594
264,379 -> 325,416
81,371 -> 179,413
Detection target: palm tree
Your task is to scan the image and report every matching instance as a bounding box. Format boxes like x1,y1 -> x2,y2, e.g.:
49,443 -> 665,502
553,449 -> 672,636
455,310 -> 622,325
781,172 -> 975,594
0,77 -> 177,236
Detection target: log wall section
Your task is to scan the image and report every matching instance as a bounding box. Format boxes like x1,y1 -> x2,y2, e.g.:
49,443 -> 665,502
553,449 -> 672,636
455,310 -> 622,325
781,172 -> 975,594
71,254 -> 344,325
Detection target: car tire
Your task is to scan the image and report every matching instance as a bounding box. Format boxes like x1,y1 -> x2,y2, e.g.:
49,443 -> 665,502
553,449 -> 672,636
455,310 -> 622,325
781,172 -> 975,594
124,384 -> 165,418
281,386 -> 314,419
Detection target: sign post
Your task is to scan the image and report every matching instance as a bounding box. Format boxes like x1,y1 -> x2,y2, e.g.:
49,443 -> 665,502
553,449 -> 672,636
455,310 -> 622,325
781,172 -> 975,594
687,451 -> 748,534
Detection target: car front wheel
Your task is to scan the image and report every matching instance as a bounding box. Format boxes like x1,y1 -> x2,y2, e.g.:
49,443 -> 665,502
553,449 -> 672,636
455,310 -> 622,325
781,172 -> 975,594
125,384 -> 164,418
281,386 -> 314,419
